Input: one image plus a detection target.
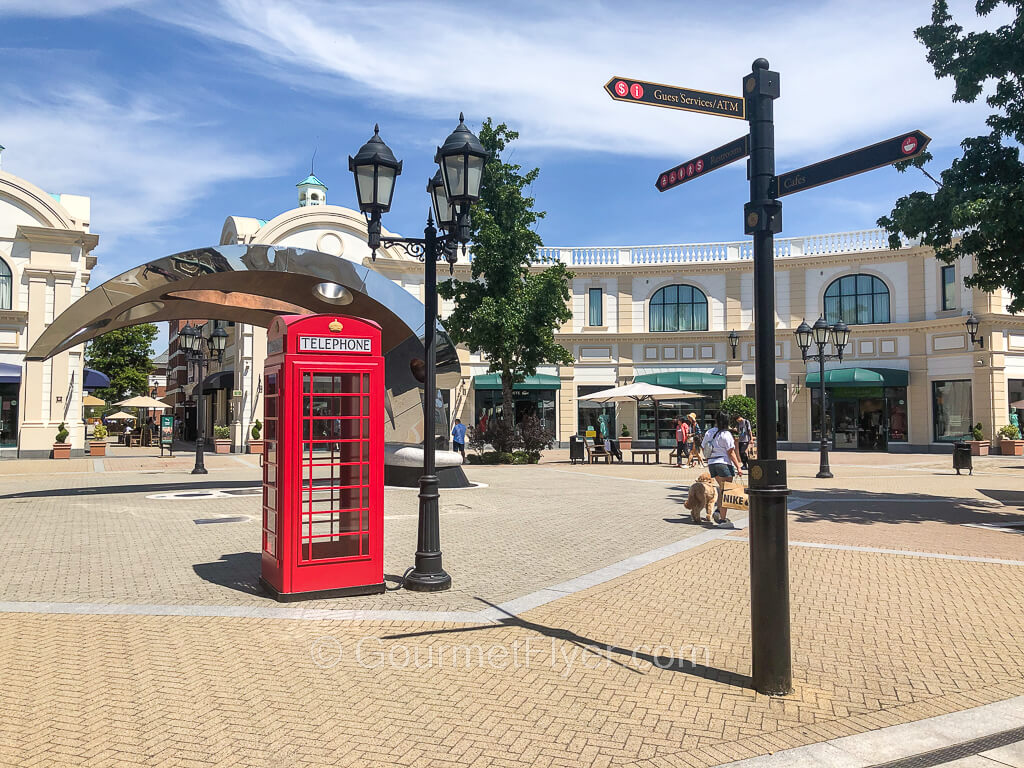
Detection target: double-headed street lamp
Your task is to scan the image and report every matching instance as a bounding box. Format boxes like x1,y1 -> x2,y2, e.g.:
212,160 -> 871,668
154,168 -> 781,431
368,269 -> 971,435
348,114 -> 487,592
179,322 -> 228,475
794,317 -> 850,479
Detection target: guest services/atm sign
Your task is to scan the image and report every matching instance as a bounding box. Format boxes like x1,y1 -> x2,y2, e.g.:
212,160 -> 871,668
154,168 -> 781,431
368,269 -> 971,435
298,336 -> 373,354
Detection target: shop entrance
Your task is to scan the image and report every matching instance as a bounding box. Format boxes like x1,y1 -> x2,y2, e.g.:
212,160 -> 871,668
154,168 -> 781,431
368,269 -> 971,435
812,384 -> 908,452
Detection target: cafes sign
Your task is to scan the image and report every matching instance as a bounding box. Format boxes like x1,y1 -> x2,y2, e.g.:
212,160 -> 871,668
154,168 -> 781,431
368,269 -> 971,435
298,336 -> 372,354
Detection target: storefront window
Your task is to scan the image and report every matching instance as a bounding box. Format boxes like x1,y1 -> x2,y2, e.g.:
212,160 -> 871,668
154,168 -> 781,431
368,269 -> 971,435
886,387 -> 908,442
932,380 -> 972,442
812,385 -> 906,450
745,384 -> 788,440
475,389 -> 556,435
638,393 -> 722,447
1010,380 -> 1024,431
577,386 -> 615,438
0,384 -> 18,448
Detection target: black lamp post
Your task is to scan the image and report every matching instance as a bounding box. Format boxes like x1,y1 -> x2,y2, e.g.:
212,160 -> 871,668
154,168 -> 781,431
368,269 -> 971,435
728,330 -> 740,360
180,322 -> 228,475
349,115 -> 486,592
795,317 -> 849,479
965,312 -> 983,348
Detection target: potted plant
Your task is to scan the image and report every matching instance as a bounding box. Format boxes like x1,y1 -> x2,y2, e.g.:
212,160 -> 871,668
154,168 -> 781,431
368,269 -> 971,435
52,422 -> 71,459
89,424 -> 109,457
213,425 -> 232,454
998,424 -> 1024,456
248,420 -> 264,454
619,423 -> 632,451
967,422 -> 990,456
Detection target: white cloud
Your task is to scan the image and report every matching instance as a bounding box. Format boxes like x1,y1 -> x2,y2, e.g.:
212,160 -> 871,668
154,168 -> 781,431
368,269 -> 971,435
0,85 -> 282,237
137,0 -> 998,166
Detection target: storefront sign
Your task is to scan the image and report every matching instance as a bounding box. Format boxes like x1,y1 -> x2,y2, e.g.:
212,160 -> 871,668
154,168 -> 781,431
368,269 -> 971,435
298,336 -> 372,354
160,415 -> 174,448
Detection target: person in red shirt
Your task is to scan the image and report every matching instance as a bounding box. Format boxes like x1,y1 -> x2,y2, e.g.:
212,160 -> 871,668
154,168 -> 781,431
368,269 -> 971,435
674,418 -> 690,468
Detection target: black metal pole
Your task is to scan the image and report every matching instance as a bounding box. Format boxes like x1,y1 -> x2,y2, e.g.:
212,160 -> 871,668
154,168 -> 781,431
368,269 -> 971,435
816,349 -> 833,478
404,216 -> 452,592
192,357 -> 207,475
743,58 -> 792,696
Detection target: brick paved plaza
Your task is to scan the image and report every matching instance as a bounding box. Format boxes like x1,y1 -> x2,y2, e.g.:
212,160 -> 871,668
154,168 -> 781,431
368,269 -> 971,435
1,447 -> 1023,766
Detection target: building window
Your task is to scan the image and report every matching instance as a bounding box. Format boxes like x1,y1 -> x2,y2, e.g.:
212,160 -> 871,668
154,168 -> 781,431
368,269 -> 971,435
0,258 -> 11,310
577,385 -> 615,437
588,288 -> 603,327
745,383 -> 788,441
475,389 -> 556,436
932,380 -> 972,443
649,284 -> 708,332
823,274 -> 890,325
941,265 -> 956,310
638,393 -> 722,447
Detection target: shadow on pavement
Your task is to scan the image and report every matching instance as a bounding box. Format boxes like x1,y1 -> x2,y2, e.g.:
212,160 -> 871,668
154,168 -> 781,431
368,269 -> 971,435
192,551 -> 266,597
381,598 -> 751,690
0,479 -> 261,500
787,488 -> 1024,526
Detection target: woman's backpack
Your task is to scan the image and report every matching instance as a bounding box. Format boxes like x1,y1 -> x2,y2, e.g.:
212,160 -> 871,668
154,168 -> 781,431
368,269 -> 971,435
702,428 -> 719,461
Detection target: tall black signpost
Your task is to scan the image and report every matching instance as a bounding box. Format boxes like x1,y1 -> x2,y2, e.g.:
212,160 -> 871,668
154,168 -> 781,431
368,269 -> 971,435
606,62 -> 929,696
741,59 -> 791,696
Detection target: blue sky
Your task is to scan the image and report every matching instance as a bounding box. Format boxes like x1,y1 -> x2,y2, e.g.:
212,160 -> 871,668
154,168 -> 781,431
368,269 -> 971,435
0,0 -> 1007,292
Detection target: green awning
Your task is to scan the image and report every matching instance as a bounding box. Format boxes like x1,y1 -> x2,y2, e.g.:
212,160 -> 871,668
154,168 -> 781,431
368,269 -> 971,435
473,373 -> 561,391
634,371 -> 727,390
805,367 -> 909,387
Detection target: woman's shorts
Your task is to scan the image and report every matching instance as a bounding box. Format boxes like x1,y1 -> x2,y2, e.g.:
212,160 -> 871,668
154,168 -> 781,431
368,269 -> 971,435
709,462 -> 736,479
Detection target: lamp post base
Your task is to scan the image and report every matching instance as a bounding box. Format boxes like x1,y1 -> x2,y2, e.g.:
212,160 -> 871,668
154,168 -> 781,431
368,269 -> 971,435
815,470 -> 833,479
404,568 -> 452,592
404,472 -> 452,592
191,467 -> 208,475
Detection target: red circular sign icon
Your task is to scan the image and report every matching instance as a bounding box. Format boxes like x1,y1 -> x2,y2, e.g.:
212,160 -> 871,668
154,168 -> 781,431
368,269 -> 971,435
668,171 -> 677,183
686,163 -> 695,177
901,135 -> 918,155
695,159 -> 704,173
630,82 -> 644,99
614,80 -> 629,97
659,174 -> 668,187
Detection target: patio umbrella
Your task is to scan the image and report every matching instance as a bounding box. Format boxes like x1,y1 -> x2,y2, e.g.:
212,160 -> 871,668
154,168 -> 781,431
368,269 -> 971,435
578,382 -> 703,464
1011,400 -> 1024,409
106,411 -> 137,421
115,396 -> 172,409
82,394 -> 105,406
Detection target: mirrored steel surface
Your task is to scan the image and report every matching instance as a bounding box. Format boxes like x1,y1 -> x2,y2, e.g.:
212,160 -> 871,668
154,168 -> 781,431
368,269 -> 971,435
27,244 -> 461,445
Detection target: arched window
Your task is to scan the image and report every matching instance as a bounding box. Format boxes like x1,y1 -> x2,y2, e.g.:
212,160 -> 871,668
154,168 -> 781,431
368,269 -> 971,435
649,284 -> 708,332
0,258 -> 11,310
824,274 -> 890,325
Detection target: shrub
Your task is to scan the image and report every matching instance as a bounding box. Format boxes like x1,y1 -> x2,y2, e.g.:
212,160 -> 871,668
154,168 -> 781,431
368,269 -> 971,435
511,450 -> 530,464
213,425 -> 231,440
468,418 -> 520,454
972,422 -> 984,441
998,424 -> 1021,440
620,423 -> 630,437
55,422 -> 69,444
720,395 -> 756,430
518,415 -> 554,455
466,454 -> 483,465
92,424 -> 108,440
250,420 -> 262,440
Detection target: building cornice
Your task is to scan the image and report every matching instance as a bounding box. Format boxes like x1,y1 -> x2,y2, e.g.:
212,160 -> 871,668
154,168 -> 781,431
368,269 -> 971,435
16,225 -> 99,251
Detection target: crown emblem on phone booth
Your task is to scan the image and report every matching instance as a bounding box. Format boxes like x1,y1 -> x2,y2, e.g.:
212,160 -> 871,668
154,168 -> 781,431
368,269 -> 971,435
328,319 -> 344,332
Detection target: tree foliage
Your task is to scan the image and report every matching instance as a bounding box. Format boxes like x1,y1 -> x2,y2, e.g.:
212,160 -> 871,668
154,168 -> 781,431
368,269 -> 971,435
720,395 -> 756,429
84,324 -> 158,402
878,1 -> 1024,312
438,119 -> 573,431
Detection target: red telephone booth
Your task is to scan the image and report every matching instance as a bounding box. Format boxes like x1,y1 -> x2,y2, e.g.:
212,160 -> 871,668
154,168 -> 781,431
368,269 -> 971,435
259,314 -> 385,600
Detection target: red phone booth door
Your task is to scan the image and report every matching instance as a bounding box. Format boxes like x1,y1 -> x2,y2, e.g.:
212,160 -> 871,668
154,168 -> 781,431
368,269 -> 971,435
292,365 -> 382,593
261,366 -> 282,583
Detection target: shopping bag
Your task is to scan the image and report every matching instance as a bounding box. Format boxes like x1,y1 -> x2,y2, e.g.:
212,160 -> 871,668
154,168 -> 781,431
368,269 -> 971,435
720,480 -> 749,512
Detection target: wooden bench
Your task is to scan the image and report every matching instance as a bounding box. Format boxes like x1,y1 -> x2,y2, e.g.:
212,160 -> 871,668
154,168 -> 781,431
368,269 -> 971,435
584,437 -> 611,464
629,439 -> 657,464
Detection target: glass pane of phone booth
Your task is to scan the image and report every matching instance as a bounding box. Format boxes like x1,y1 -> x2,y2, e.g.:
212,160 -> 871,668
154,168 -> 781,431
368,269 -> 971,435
301,371 -> 372,562
261,370 -> 279,559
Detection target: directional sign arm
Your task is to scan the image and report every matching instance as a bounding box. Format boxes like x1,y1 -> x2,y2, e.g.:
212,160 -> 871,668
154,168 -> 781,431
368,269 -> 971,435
656,135 -> 750,192
604,76 -> 746,120
771,130 -> 931,198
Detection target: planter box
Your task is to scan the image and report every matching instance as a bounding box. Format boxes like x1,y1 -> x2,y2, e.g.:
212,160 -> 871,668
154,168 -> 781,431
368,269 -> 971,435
1000,439 -> 1024,457
618,437 -> 632,450
966,440 -> 990,456
247,440 -> 264,455
52,443 -> 71,459
213,439 -> 232,454
89,441 -> 107,457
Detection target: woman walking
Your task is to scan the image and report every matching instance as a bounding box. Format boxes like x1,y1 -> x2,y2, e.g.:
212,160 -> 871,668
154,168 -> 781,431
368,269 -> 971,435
701,411 -> 743,524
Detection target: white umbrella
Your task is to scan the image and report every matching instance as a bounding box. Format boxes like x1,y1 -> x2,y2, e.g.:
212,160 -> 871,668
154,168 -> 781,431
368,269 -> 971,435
116,396 -> 172,409
579,382 -> 703,464
1011,400 -> 1024,409
106,411 -> 137,421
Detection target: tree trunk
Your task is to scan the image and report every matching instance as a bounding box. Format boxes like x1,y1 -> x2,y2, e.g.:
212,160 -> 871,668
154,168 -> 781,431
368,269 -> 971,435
500,371 -> 516,452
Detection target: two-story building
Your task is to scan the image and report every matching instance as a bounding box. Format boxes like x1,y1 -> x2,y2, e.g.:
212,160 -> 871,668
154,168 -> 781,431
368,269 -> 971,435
199,174 -> 1023,455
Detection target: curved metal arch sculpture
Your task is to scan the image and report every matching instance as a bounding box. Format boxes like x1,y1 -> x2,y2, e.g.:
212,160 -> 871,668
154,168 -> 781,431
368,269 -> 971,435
26,243 -> 461,447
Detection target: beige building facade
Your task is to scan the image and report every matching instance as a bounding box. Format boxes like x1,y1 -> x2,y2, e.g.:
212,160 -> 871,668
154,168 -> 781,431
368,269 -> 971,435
202,179 -> 1023,455
0,165 -> 99,458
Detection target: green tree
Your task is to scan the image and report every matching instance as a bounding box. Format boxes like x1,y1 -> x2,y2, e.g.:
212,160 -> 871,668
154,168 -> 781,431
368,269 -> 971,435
720,395 -> 756,429
878,1 -> 1024,312
85,324 -> 158,402
438,119 -> 573,446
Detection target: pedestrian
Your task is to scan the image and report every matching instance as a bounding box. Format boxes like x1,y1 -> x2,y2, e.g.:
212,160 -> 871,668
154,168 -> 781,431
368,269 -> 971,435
701,411 -> 743,525
451,418 -> 466,460
674,417 -> 690,467
686,412 -> 704,467
735,414 -> 752,470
